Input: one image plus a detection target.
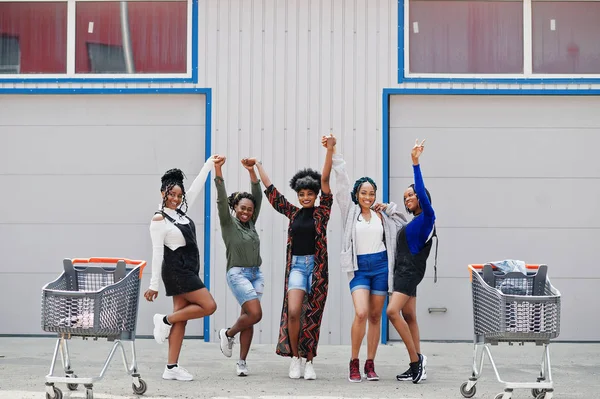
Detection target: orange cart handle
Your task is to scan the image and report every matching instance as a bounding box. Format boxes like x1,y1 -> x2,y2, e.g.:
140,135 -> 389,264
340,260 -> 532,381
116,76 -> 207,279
70,257 -> 147,278
469,263 -> 542,270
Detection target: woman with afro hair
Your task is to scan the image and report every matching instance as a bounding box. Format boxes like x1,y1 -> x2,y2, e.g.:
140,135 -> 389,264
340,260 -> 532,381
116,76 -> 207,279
251,135 -> 336,380
144,156 -> 218,382
324,135 -> 408,383
213,154 -> 264,377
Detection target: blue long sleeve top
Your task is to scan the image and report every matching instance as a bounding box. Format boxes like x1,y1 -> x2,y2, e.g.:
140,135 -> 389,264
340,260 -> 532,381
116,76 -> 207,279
405,164 -> 436,255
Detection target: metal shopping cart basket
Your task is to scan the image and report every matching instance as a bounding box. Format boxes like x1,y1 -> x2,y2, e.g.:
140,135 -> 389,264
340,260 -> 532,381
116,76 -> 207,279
459,263 -> 561,399
41,257 -> 148,399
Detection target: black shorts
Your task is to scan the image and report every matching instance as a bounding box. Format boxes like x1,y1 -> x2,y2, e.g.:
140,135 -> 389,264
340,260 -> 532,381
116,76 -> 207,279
393,265 -> 425,297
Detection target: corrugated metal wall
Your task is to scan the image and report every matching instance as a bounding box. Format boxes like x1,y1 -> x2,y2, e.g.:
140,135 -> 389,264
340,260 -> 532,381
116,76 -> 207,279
196,0 -> 399,345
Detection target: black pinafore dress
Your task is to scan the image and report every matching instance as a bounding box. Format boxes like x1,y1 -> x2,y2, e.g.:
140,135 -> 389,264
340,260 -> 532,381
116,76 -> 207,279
157,209 -> 206,296
393,224 -> 434,297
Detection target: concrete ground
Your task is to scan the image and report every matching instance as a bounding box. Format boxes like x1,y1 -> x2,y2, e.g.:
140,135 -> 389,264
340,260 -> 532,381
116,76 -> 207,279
0,337 -> 598,399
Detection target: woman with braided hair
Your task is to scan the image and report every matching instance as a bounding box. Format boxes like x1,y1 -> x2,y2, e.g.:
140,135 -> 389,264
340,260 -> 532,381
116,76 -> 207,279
252,135 -> 335,380
387,139 -> 436,385
144,157 -> 218,382
213,154 -> 264,377
324,135 -> 407,383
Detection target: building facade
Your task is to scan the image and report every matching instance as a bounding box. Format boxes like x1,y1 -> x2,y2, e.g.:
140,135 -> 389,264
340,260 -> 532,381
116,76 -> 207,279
1,0 -> 598,343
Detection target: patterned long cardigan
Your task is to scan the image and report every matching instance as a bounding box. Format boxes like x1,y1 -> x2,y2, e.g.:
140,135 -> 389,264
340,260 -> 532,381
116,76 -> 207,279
265,184 -> 333,359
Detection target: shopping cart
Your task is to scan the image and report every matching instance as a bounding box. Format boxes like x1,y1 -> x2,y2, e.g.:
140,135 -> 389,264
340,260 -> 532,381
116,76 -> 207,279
459,263 -> 561,399
41,257 -> 148,399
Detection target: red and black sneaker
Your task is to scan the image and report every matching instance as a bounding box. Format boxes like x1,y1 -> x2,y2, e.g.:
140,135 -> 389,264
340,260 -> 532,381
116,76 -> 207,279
348,358 -> 362,383
364,359 -> 379,381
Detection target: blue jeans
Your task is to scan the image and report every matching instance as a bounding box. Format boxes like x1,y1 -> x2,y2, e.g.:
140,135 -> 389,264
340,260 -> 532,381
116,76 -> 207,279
287,255 -> 315,294
349,251 -> 388,296
226,267 -> 265,306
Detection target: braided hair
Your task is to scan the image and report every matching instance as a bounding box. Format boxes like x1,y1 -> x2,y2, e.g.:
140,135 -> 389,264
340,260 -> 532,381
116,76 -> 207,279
227,191 -> 257,212
351,177 -> 377,204
289,168 -> 321,193
160,168 -> 189,213
405,183 -> 432,214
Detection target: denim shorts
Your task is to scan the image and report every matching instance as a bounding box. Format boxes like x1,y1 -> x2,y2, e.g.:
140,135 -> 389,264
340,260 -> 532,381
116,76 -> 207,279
226,267 -> 265,306
287,255 -> 315,294
349,250 -> 389,296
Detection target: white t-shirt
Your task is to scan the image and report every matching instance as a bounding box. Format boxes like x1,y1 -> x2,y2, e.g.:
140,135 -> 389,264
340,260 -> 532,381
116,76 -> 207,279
148,159 -> 214,292
355,209 -> 386,255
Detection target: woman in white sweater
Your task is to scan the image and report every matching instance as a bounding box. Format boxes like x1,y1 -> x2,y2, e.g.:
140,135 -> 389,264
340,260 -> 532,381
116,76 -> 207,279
143,157 -> 218,381
324,135 -> 407,383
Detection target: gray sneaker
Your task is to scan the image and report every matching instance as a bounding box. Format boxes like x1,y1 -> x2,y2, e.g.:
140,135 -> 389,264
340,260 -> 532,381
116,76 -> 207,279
236,360 -> 248,376
219,328 -> 234,358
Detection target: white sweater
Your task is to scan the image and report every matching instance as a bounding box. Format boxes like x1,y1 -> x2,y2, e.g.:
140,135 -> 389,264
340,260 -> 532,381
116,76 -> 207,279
148,158 -> 214,292
332,153 -> 408,292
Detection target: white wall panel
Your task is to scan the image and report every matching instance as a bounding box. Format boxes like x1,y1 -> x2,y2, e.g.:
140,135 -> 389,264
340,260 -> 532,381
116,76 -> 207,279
0,94 -> 207,337
195,0 -> 399,345
388,95 -> 600,341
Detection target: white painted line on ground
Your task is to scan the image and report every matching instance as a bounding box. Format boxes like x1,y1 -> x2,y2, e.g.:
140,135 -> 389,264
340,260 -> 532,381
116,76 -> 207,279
0,392 -> 418,399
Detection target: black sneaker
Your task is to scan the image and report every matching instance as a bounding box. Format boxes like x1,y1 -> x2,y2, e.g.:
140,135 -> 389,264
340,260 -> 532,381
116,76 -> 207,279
409,353 -> 425,384
396,367 -> 412,381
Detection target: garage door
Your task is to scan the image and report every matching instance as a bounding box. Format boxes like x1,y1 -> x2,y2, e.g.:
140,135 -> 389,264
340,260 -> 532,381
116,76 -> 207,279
0,94 -> 207,337
388,94 -> 600,341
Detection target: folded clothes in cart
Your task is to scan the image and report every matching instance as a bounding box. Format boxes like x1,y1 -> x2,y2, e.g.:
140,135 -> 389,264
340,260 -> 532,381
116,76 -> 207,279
489,259 -> 527,274
58,313 -> 95,329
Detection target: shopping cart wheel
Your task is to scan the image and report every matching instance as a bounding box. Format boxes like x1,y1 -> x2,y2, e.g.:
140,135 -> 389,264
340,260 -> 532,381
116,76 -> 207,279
84,384 -> 93,399
535,393 -> 547,399
494,392 -> 512,399
66,373 -> 78,390
45,386 -> 63,399
532,389 -> 543,397
459,382 -> 476,398
132,378 -> 147,395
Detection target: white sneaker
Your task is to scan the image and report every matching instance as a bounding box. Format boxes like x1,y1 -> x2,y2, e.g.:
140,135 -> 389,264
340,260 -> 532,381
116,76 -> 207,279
153,314 -> 171,344
236,360 -> 248,376
219,328 -> 234,358
304,360 -> 316,380
162,365 -> 193,381
289,356 -> 302,379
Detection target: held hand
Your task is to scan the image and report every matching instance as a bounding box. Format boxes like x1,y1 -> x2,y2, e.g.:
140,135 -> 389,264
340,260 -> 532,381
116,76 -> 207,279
372,202 -> 388,212
411,139 -> 426,163
325,134 -> 336,150
144,289 -> 158,302
321,133 -> 336,149
241,158 -> 256,170
213,154 -> 226,167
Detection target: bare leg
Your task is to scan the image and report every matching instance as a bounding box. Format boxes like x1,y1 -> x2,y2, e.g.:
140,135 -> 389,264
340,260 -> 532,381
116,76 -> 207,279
402,297 -> 421,354
350,289 -> 370,359
226,299 -> 262,337
366,294 -> 386,360
287,289 -> 306,358
386,292 -> 418,362
167,288 -> 217,324
167,296 -> 190,364
239,325 -> 254,361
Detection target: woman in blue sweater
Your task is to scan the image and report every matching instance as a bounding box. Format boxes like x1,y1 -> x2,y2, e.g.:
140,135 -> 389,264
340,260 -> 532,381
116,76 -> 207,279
386,139 -> 436,384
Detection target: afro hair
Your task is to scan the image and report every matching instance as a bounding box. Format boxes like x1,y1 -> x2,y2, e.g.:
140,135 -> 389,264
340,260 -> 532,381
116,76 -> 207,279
289,168 -> 322,193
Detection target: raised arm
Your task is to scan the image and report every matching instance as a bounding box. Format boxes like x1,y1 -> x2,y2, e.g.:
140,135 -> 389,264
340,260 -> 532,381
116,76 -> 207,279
411,139 -> 434,218
213,155 -> 233,227
320,134 -> 336,195
253,159 -> 272,188
252,160 -> 298,218
322,136 -> 353,222
185,156 -> 215,207
241,158 -> 263,222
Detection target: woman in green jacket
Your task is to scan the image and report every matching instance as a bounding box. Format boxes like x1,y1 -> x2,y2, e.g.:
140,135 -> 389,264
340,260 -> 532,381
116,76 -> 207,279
213,154 -> 264,377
